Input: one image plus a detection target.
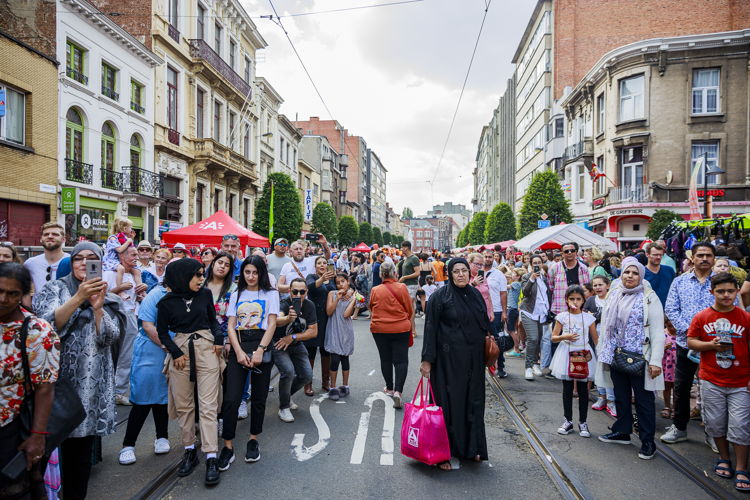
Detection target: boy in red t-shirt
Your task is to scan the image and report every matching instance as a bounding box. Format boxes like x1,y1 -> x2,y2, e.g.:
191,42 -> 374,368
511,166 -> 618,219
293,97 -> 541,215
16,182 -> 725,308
688,272 -> 750,492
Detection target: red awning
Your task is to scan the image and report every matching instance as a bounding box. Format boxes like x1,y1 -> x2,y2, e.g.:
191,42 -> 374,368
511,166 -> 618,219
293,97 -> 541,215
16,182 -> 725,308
161,210 -> 269,248
349,242 -> 371,252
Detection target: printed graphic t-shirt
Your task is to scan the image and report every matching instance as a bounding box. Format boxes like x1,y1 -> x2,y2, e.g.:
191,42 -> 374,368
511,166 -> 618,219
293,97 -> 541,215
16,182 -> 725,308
227,288 -> 280,331
687,306 -> 750,388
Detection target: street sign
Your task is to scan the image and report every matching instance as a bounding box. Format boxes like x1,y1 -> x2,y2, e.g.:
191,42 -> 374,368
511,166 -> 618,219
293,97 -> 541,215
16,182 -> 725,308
540,213 -> 548,220
61,187 -> 76,214
304,189 -> 313,222
538,219 -> 551,229
0,88 -> 5,117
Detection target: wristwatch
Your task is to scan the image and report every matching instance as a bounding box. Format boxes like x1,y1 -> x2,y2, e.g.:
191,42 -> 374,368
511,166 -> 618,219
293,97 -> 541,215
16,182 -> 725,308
291,334 -> 298,341
259,344 -> 269,351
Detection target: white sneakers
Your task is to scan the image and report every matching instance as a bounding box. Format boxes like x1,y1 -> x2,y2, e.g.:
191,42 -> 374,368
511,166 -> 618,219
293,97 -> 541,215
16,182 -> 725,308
154,438 -> 170,455
119,447 -> 136,465
525,368 -> 534,380
238,400 -> 248,420
114,394 -> 131,406
591,397 -> 606,411
289,400 -> 299,411
278,408 -> 294,422
532,364 -> 543,377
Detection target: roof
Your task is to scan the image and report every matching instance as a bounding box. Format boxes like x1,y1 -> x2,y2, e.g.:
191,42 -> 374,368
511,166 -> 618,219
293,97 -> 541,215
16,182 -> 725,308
161,210 -> 269,247
513,223 -> 617,252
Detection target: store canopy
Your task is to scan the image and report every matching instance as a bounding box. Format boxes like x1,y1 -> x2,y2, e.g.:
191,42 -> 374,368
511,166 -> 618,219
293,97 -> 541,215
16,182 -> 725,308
514,223 -> 617,252
350,242 -> 371,253
161,210 -> 269,248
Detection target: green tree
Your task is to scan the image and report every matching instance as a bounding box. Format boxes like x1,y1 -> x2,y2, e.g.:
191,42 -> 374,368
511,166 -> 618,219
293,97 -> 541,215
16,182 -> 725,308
461,221 -> 473,246
358,221 -> 373,244
402,207 -> 414,219
469,212 -> 488,245
457,227 -> 469,247
517,170 -> 573,238
485,202 -> 516,243
383,231 -> 392,246
646,209 -> 682,240
311,202 -> 337,242
337,215 -> 359,247
253,172 -> 302,243
372,226 -> 383,246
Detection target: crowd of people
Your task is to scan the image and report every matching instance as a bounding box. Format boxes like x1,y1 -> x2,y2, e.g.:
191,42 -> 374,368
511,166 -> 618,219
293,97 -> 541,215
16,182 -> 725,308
1,218 -> 749,495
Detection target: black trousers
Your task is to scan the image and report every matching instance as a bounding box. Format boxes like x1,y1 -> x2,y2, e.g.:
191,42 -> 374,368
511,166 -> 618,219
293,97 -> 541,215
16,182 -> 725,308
372,332 -> 410,393
611,368 -> 656,444
60,435 -> 96,500
673,346 -> 698,431
221,330 -> 272,440
330,354 -> 350,372
122,404 -> 168,447
562,380 -> 589,422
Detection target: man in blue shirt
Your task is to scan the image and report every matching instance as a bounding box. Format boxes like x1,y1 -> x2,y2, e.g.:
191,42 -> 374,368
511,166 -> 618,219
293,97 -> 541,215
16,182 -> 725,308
371,250 -> 385,287
644,242 -> 675,306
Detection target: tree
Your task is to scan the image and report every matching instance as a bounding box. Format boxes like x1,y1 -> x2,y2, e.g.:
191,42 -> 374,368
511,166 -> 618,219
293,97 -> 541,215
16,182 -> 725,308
517,170 -> 573,238
485,202 -> 516,243
383,231 -> 392,246
646,209 -> 682,240
461,221 -> 473,247
311,203 -> 337,242
253,172 -> 302,243
469,212 -> 488,245
402,207 -> 414,219
358,221 -> 373,244
372,226 -> 383,246
337,215 -> 359,247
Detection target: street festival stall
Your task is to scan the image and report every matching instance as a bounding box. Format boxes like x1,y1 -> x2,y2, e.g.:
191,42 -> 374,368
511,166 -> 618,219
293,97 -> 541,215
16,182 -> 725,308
513,223 -> 617,252
350,242 -> 372,253
161,210 -> 269,249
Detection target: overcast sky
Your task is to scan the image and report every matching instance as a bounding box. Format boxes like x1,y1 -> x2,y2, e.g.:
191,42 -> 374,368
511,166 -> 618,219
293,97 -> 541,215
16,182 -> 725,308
241,0 -> 536,216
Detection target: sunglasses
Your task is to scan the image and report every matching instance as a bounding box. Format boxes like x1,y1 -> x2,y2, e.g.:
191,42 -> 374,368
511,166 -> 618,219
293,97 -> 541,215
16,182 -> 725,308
174,249 -> 186,253
223,234 -> 239,241
276,243 -> 288,247
290,289 -> 306,296
46,265 -> 52,281
0,242 -> 13,247
138,248 -> 152,252
194,271 -> 205,278
202,251 -> 214,256
563,249 -> 577,254
71,255 -> 100,263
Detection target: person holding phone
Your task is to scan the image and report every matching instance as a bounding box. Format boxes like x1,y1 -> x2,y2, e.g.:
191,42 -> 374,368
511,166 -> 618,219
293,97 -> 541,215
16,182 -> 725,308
467,253 -> 493,322
325,274 -> 357,401
304,257 -> 336,395
520,255 -> 551,380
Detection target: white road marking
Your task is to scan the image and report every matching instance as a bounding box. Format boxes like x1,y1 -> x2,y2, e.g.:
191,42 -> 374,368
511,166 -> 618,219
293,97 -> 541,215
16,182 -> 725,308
368,369 -> 375,376
290,394 -> 330,462
350,391 -> 395,465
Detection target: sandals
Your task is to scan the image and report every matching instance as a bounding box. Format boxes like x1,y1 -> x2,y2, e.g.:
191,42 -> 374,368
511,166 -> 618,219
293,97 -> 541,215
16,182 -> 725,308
736,470 -> 750,492
437,461 -> 452,471
715,459 -> 734,479
383,387 -> 395,397
660,408 -> 672,419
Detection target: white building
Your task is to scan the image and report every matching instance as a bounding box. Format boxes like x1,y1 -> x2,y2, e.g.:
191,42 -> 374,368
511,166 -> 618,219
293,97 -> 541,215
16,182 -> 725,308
367,149 -> 387,231
58,0 -> 162,242
255,77 -> 282,189
277,114 -> 301,181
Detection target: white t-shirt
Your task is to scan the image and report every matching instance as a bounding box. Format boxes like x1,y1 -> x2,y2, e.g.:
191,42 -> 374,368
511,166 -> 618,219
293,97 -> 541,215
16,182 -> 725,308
555,311 -> 596,349
423,284 -> 437,301
24,253 -> 69,295
280,256 -> 318,286
103,270 -> 137,312
227,288 -> 280,331
485,269 -> 508,313
266,253 -> 292,281
146,264 -> 165,285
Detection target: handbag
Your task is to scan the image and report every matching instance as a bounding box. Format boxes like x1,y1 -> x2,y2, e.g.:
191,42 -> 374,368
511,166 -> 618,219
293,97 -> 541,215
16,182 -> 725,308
610,348 -> 647,376
567,314 -> 591,380
484,331 -> 500,368
400,377 -> 451,466
19,316 -> 86,455
496,332 -> 514,353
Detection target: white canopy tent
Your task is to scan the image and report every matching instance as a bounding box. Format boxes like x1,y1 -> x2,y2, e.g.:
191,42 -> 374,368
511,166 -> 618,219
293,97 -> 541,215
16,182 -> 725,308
514,224 -> 617,252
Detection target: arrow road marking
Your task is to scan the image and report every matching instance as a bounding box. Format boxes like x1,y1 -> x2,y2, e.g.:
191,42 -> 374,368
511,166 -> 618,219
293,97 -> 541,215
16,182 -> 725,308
350,391 -> 395,466
290,394 -> 330,462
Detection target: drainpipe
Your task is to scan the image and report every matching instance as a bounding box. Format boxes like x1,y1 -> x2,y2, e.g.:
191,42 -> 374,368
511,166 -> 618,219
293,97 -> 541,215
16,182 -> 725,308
746,55 -> 750,183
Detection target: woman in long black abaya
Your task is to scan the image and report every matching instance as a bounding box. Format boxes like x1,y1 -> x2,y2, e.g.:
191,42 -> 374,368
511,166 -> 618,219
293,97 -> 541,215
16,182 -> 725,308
420,258 -> 489,470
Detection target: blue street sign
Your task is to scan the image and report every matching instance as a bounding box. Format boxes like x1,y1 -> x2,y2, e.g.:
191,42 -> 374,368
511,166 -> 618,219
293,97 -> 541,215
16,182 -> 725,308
0,88 -> 5,117
538,219 -> 551,229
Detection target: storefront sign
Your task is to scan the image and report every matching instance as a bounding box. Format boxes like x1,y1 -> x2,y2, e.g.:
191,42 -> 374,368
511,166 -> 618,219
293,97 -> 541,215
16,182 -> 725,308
697,189 -> 725,198
593,198 -> 606,208
304,189 -> 313,222
77,208 -> 112,243
610,208 -> 645,216
61,187 -> 76,214
604,231 -> 619,238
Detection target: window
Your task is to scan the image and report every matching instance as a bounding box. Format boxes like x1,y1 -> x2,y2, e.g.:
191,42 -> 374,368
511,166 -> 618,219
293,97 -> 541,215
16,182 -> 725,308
293,148 -> 297,167
244,56 -> 251,82
163,176 -> 180,197
214,22 -> 222,55
101,122 -> 116,173
229,111 -> 236,149
692,68 -> 720,115
168,0 -> 178,27
620,146 -> 644,189
286,143 -> 290,167
313,183 -> 319,197
196,183 -> 204,220
228,193 -> 235,217
213,100 -> 222,143
130,80 -> 144,113
229,39 -> 237,69
298,172 -> 303,187
197,4 -> 205,39
213,188 -> 220,213
619,75 -> 644,122
595,155 -> 606,197
130,134 -> 142,167
167,66 -> 178,130
101,63 -> 118,100
691,141 -> 720,185
553,117 -> 564,138
196,88 -> 204,138
244,198 -> 250,226
243,123 -> 251,159
305,176 -> 311,189
0,85 -> 25,144
279,137 -> 285,163
576,164 -> 586,201
65,108 -> 84,161
596,93 -> 605,134
65,40 -> 87,84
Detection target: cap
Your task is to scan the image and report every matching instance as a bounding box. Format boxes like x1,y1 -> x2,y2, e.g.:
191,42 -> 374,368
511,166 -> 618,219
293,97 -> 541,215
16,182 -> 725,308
137,240 -> 152,249
274,238 -> 288,246
173,242 -> 187,250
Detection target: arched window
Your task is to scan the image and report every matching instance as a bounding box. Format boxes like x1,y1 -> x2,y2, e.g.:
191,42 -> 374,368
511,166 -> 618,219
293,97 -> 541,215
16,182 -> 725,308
130,134 -> 143,167
65,108 -> 84,161
101,121 -> 116,171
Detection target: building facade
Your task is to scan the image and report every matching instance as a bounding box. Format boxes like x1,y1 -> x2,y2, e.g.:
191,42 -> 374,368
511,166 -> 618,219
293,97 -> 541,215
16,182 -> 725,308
561,29 -> 750,249
299,134 -> 347,218
366,149 -> 388,231
277,114 -> 300,181
427,202 -> 471,230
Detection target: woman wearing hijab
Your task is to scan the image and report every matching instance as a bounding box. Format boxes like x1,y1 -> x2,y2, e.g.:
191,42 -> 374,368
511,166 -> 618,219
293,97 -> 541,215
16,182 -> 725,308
33,242 -> 123,499
596,257 -> 664,460
421,258 -> 490,470
156,258 -> 224,486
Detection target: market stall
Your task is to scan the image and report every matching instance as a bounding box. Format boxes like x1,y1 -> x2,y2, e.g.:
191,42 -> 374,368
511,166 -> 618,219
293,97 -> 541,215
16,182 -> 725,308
161,210 -> 269,248
513,223 -> 617,252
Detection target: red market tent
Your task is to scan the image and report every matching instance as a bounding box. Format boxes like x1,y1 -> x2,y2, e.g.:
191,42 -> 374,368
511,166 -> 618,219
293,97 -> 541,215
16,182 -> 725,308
161,210 -> 269,248
349,242 -> 371,253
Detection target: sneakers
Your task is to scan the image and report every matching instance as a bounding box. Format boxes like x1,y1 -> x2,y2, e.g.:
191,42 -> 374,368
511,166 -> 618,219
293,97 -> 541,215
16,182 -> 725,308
154,438 -> 170,455
579,422 -> 591,438
591,397 -> 606,411
205,457 -> 220,485
598,432 -> 631,445
532,364 -> 543,377
217,447 -> 235,472
278,408 -> 294,423
660,424 -> 688,444
238,400 -> 248,420
605,402 -> 618,418
496,369 -> 508,378
705,433 -> 719,454
245,439 -> 260,463
638,441 -> 657,460
289,399 -> 299,411
118,446 -> 136,465
177,448 -> 199,477
328,387 -> 340,401
338,386 -> 350,397
393,392 -> 403,409
542,367 -> 555,380
557,419 -> 574,435
525,368 -> 534,380
114,394 -> 132,406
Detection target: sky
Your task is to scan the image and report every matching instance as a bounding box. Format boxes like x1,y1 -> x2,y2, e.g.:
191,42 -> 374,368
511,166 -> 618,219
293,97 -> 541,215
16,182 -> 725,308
241,0 -> 536,216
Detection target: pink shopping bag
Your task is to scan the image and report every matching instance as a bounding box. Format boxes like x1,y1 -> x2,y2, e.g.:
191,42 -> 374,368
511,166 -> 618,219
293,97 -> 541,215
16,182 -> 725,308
400,377 -> 451,465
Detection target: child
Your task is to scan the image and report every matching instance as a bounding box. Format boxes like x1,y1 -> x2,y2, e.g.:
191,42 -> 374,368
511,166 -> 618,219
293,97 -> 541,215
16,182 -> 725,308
104,217 -> 143,297
550,285 -> 598,438
325,273 -> 357,401
422,275 -> 437,302
687,272 -> 750,491
582,282 -> 594,300
506,268 -> 524,357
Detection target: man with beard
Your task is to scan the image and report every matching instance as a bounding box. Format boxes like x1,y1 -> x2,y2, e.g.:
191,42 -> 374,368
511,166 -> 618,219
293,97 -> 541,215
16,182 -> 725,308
278,236 -> 331,295
24,222 -> 69,295
267,238 -> 292,282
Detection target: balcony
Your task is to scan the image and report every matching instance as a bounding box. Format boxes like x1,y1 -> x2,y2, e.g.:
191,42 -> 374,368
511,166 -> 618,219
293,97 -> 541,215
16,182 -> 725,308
102,86 -> 119,101
130,101 -> 145,114
66,67 -> 88,85
194,138 -> 257,181
168,24 -> 180,43
168,128 -> 180,145
65,158 -> 93,184
188,39 -> 252,98
608,184 -> 650,204
562,139 -> 594,165
122,166 -> 163,198
101,168 -> 122,190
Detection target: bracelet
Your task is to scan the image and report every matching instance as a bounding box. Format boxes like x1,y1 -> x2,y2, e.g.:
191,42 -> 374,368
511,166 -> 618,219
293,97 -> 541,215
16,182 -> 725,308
30,430 -> 49,435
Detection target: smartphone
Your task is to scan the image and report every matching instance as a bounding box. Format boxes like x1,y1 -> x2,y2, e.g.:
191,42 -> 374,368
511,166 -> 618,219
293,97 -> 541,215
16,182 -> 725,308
477,269 -> 484,278
534,265 -> 540,273
292,297 -> 302,316
1,451 -> 27,480
85,260 -> 102,281
327,263 -> 335,274
305,233 -> 320,242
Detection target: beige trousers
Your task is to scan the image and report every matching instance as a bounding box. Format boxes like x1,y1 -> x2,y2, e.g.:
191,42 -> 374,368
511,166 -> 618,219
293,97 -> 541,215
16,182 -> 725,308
166,330 -> 223,453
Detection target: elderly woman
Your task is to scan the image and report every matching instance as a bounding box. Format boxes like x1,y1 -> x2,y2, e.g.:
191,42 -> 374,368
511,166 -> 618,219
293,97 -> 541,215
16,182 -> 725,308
369,261 -> 413,408
421,258 -> 489,470
520,255 -> 551,381
33,242 -> 122,499
596,257 -> 664,460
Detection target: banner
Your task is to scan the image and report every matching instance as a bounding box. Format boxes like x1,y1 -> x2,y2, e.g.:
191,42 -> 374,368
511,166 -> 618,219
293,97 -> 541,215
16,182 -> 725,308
688,155 -> 704,220
304,189 -> 313,222
268,181 -> 275,244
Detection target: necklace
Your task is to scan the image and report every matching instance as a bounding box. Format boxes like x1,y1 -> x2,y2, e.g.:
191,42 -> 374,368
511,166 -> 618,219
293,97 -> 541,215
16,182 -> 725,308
183,298 -> 194,312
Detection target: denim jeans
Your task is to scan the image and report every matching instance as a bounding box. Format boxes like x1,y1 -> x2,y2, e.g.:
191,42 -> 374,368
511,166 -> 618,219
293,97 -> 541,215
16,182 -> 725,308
540,323 -> 553,369
597,386 -> 615,400
491,312 -> 506,370
273,342 -> 313,410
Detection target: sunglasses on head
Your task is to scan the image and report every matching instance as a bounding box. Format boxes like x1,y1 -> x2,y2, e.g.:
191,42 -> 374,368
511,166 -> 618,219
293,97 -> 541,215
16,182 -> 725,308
223,234 -> 239,241
563,249 -> 577,254
290,289 -> 306,296
0,242 -> 13,248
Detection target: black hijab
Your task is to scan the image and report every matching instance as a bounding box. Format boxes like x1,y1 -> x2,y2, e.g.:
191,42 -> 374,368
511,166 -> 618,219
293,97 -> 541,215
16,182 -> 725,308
447,258 -> 491,338
162,258 -> 204,301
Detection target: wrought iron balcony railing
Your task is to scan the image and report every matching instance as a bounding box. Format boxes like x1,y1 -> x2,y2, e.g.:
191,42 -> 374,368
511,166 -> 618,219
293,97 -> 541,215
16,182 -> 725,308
168,24 -> 180,43
188,39 -> 252,98
168,128 -> 180,145
101,168 -> 122,190
65,158 -> 93,184
130,101 -> 145,114
102,86 -> 119,101
122,166 -> 163,198
66,67 -> 88,85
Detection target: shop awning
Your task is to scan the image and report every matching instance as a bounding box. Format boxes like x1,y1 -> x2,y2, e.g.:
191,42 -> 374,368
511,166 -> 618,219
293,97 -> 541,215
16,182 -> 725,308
514,223 -> 617,252
588,218 -> 605,228
161,210 -> 269,248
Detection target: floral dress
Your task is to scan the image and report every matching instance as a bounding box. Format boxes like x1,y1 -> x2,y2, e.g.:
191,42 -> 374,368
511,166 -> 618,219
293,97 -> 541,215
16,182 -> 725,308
213,282 -> 237,338
662,331 -> 676,383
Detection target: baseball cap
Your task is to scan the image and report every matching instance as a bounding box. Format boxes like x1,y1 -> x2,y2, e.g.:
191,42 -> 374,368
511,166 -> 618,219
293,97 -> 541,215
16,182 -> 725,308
274,238 -> 288,246
173,243 -> 187,250
137,240 -> 152,249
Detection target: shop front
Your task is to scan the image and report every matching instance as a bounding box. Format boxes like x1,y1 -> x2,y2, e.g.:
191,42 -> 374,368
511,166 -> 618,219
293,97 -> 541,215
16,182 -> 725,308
65,196 -> 117,245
